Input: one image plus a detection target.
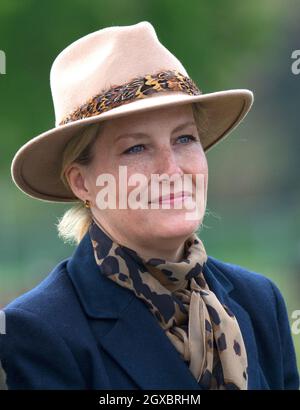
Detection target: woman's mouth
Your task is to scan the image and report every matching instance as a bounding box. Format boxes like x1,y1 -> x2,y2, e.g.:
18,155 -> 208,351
149,192 -> 192,205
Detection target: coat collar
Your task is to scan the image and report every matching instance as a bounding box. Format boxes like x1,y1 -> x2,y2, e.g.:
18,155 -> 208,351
66,230 -> 261,389
66,230 -> 235,320
67,230 -> 136,319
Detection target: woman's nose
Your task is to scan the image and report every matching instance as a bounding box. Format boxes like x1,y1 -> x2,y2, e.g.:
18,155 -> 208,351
154,146 -> 183,177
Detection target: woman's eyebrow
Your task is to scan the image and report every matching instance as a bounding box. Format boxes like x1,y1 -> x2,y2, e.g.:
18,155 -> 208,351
115,121 -> 196,142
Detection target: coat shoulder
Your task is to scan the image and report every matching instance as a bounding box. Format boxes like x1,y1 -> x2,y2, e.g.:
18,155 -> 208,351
0,258 -> 88,389
206,254 -> 278,298
205,254 -> 290,319
3,258 -> 75,322
206,256 -> 299,390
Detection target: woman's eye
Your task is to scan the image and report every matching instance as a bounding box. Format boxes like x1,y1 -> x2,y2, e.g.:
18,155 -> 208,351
177,134 -> 197,144
123,144 -> 145,155
123,135 -> 197,155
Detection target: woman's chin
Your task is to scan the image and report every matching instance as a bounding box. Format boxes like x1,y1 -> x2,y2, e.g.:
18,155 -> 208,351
145,210 -> 201,237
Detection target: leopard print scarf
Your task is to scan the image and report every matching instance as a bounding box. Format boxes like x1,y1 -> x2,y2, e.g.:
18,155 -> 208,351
89,218 -> 248,389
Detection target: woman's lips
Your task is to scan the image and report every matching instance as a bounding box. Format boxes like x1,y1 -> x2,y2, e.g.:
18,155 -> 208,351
149,192 -> 192,205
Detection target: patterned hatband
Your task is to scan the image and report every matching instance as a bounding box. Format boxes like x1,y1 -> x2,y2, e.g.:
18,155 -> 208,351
59,69 -> 202,126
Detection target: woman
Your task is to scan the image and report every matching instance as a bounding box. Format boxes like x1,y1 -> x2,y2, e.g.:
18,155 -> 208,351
0,21 -> 299,390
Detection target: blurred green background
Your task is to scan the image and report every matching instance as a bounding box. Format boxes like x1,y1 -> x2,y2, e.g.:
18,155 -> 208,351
0,0 -> 299,373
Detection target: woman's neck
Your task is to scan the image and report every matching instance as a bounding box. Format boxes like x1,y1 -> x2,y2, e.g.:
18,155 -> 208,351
128,240 -> 186,263
91,216 -> 187,263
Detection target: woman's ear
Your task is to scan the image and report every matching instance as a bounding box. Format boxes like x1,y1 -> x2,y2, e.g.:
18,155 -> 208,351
65,164 -> 90,202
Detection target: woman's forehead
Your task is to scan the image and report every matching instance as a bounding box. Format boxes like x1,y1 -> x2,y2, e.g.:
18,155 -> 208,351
103,104 -> 195,135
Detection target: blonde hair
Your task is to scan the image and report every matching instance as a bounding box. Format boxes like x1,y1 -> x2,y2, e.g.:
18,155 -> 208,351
56,103 -> 208,246
56,122 -> 104,246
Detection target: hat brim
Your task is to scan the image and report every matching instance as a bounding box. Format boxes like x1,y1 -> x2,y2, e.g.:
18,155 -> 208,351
11,89 -> 253,202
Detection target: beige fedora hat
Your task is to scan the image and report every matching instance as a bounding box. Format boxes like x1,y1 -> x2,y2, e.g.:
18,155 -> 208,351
11,21 -> 254,203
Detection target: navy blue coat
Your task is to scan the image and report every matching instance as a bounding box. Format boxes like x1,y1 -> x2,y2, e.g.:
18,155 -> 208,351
0,230 -> 299,390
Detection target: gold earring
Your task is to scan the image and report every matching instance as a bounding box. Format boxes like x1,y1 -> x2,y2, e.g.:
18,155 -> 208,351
84,199 -> 91,208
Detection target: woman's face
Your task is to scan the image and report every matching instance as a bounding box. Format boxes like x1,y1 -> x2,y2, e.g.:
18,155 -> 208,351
69,103 -> 208,249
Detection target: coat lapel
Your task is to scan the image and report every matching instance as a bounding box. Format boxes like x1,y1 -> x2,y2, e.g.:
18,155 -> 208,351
204,258 -> 263,389
67,231 -> 261,389
96,292 -> 203,389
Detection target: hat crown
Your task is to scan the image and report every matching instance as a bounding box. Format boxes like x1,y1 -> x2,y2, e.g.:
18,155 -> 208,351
50,21 -> 188,126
